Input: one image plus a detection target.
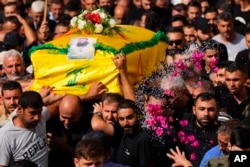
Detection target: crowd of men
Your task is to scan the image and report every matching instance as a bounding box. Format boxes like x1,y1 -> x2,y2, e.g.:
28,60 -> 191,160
0,0 -> 250,167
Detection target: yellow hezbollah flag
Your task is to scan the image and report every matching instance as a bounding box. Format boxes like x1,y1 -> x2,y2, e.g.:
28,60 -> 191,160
29,25 -> 168,95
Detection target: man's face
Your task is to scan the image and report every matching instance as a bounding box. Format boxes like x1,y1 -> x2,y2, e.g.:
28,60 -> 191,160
133,0 -> 141,8
145,96 -> 167,113
3,55 -> 25,80
187,6 -> 200,22
83,0 -> 97,10
18,106 -> 42,128
216,68 -> 226,86
141,0 -> 154,10
3,21 -> 18,31
114,8 -> 126,24
183,26 -> 196,44
225,70 -> 247,95
55,25 -> 70,35
217,132 -> 230,154
30,11 -> 43,25
101,100 -> 118,124
50,3 -> 63,20
196,29 -> 212,42
59,109 -> 81,129
99,0 -> 112,6
193,98 -> 218,127
201,1 -> 210,14
245,33 -> 250,48
4,5 -> 17,17
217,20 -> 234,40
118,108 -> 137,134
203,49 -> 219,67
74,157 -> 103,167
205,12 -> 217,26
2,89 -> 22,114
167,32 -> 185,50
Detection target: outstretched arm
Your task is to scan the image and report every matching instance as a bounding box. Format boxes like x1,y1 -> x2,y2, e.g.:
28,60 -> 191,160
112,53 -> 135,101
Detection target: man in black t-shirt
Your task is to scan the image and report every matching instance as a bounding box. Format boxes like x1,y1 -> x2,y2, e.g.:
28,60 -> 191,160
221,63 -> 250,120
178,92 -> 220,167
46,95 -> 92,167
113,99 -> 153,167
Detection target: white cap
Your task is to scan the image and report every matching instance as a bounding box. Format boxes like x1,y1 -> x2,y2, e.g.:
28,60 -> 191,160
31,0 -> 45,13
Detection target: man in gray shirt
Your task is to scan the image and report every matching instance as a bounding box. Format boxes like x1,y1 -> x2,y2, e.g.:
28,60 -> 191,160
0,91 -> 49,167
213,12 -> 247,61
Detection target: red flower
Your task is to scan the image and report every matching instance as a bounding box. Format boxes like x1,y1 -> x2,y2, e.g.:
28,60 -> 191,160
85,13 -> 101,24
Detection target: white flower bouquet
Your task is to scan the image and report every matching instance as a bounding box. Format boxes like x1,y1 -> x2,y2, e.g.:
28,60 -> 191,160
70,8 -> 120,35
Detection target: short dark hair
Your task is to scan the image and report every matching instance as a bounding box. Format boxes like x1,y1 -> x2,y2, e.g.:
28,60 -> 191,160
102,93 -> 123,103
18,91 -> 43,109
64,1 -> 80,12
217,61 -> 234,69
171,14 -> 188,25
183,22 -> 195,29
225,63 -> 248,77
166,26 -> 184,34
187,0 -> 201,9
217,12 -> 234,22
172,3 -> 187,12
143,10 -> 161,32
75,139 -> 104,159
4,16 -> 21,28
50,0 -> 64,5
4,2 -> 17,9
200,39 -> 219,52
82,130 -> 111,158
216,3 -> 233,13
166,48 -> 184,57
1,81 -> 22,96
204,7 -> 217,15
10,160 -> 37,167
117,99 -> 139,114
194,92 -> 216,106
230,125 -> 250,149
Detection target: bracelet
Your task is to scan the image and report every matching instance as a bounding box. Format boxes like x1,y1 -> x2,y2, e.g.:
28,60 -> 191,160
94,112 -> 102,117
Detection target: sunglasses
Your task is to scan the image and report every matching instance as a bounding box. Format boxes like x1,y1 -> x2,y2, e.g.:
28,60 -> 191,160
169,39 -> 182,46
